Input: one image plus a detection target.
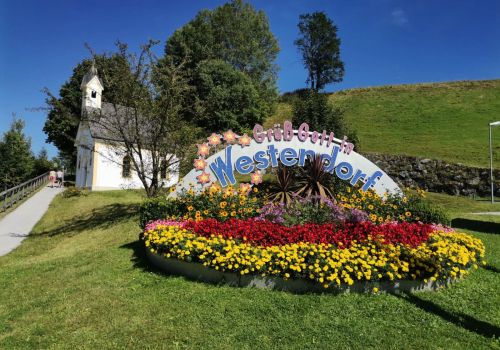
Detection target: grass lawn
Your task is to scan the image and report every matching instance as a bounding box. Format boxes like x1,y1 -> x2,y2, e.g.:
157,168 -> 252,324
0,190 -> 499,349
267,79 -> 500,168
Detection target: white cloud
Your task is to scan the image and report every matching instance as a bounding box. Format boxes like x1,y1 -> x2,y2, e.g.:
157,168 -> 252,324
391,8 -> 408,26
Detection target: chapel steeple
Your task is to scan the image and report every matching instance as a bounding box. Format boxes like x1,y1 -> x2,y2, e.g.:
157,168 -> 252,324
80,60 -> 104,111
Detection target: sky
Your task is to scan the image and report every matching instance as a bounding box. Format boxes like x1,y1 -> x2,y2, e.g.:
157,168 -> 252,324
1,0 -> 499,158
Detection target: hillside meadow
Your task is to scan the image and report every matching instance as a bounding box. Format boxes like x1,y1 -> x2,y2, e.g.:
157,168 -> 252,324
0,190 -> 498,349
266,79 -> 500,168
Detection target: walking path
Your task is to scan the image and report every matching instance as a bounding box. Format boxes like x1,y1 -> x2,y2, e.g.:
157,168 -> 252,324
0,186 -> 64,256
470,212 -> 500,216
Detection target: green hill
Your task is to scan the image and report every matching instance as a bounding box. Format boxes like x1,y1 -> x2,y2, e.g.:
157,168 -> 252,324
266,80 -> 500,168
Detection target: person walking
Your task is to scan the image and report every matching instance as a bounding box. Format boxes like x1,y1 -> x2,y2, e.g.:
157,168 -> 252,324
56,169 -> 64,188
49,170 -> 56,188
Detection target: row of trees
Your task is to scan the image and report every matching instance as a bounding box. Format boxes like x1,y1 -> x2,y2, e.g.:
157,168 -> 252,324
0,117 -> 59,190
43,0 -> 349,196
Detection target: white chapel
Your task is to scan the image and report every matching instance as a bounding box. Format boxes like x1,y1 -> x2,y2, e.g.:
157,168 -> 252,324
74,62 -> 179,190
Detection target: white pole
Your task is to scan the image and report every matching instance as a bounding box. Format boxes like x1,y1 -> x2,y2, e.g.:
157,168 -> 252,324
490,124 -> 494,204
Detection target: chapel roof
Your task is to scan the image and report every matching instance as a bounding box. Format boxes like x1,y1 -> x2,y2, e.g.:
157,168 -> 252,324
84,102 -> 152,143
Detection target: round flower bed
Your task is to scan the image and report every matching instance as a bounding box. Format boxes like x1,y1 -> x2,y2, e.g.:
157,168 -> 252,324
142,218 -> 485,292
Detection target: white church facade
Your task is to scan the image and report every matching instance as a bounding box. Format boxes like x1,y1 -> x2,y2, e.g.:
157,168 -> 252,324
74,63 -> 179,190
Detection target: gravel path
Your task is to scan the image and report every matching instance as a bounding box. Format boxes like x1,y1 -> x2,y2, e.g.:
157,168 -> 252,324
0,186 -> 64,256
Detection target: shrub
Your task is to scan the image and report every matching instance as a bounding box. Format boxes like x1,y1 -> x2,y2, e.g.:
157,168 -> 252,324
266,167 -> 297,206
334,186 -> 450,225
176,184 -> 263,222
406,201 -> 450,226
139,197 -> 184,229
295,154 -> 334,200
62,187 -> 88,198
139,184 -> 263,228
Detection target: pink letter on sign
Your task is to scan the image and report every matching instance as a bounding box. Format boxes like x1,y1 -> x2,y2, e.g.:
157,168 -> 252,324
283,121 -> 293,141
297,123 -> 309,141
253,124 -> 265,143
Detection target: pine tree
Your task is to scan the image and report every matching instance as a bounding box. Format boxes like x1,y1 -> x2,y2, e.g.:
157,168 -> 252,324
0,117 -> 35,189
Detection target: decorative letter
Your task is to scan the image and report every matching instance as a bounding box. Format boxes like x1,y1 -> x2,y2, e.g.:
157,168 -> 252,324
362,171 -> 383,191
209,146 -> 236,187
283,120 -> 294,141
254,151 -> 270,170
267,144 -> 279,167
280,148 -> 298,167
253,124 -> 265,143
297,123 -> 309,141
335,162 -> 354,180
235,156 -> 254,174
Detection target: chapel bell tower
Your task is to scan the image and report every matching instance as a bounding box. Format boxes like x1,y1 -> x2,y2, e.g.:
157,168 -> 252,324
80,60 -> 104,111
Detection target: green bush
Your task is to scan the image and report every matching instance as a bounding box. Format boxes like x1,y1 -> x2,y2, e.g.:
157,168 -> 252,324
406,201 -> 451,226
138,197 -> 185,229
333,185 -> 451,226
62,187 -> 88,198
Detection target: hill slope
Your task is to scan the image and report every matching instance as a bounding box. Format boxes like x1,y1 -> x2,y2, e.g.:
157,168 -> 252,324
266,80 -> 500,168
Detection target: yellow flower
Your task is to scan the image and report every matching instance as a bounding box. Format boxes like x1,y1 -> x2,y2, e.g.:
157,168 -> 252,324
220,201 -> 227,209
231,211 -> 237,217
372,287 -> 379,293
405,211 -> 411,217
187,206 -> 194,211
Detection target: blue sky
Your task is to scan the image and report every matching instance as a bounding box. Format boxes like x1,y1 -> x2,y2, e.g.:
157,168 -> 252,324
1,0 -> 499,158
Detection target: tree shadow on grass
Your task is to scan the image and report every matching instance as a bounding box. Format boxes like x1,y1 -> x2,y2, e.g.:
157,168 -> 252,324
33,203 -> 139,237
451,218 -> 500,234
120,239 -> 155,272
393,292 -> 500,339
483,264 -> 500,274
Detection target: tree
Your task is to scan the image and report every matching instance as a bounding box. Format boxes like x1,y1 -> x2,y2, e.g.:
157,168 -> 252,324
291,91 -> 359,149
193,59 -> 265,132
33,148 -> 54,176
85,41 -> 200,197
43,55 -> 131,165
0,117 -> 34,189
292,91 -> 345,135
295,12 -> 344,91
164,0 -> 279,133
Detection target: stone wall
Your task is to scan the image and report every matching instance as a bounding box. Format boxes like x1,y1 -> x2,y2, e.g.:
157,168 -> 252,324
365,153 -> 500,197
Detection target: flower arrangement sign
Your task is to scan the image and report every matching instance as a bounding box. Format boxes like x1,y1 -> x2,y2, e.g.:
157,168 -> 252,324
172,121 -> 400,196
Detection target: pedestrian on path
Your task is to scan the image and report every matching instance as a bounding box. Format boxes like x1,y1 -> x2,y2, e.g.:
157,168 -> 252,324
49,170 -> 56,188
56,169 -> 64,188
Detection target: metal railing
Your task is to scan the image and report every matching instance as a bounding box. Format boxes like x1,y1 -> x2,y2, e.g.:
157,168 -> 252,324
0,172 -> 50,212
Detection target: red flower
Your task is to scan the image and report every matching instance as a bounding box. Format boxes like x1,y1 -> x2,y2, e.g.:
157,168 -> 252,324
182,218 -> 432,248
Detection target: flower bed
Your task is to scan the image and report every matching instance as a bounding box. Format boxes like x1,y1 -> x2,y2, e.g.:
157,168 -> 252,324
141,184 -> 483,292
142,219 -> 485,290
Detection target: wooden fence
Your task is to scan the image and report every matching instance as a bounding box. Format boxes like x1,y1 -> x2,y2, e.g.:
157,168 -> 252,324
0,172 -> 50,212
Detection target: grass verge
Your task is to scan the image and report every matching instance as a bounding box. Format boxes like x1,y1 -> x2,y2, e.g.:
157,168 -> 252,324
0,190 -> 498,349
